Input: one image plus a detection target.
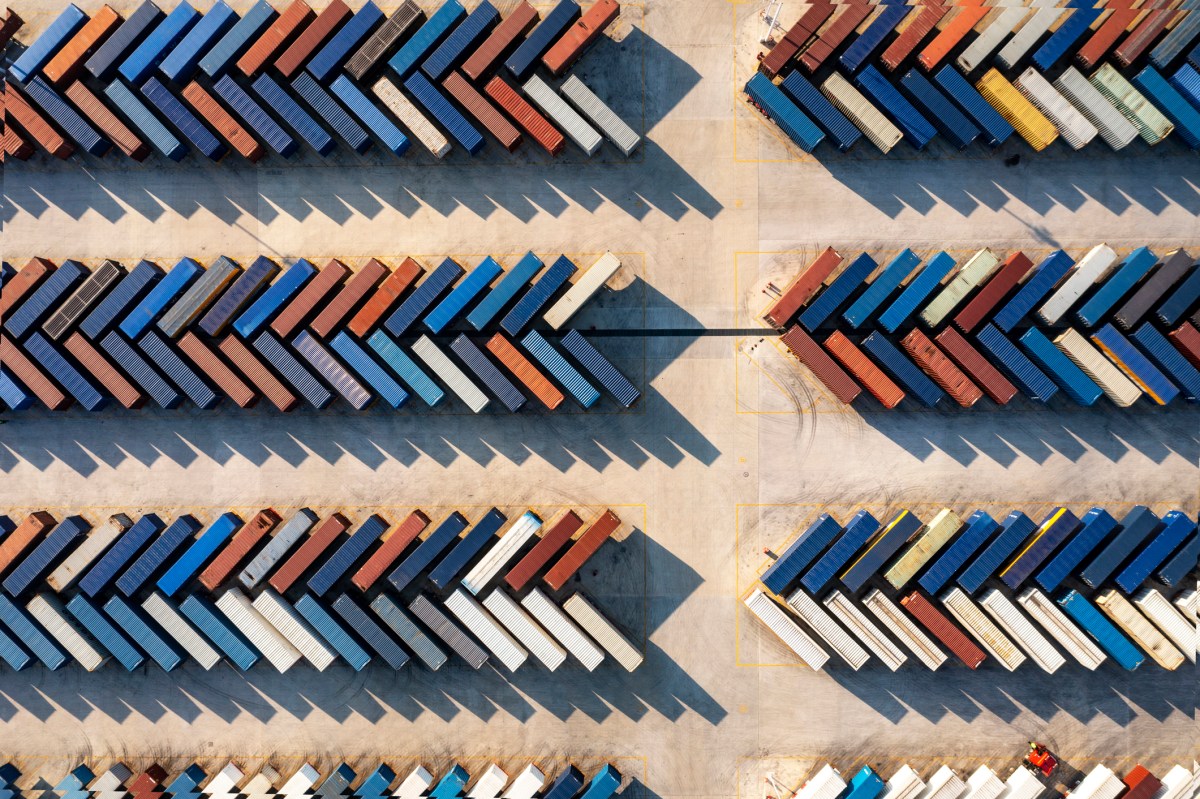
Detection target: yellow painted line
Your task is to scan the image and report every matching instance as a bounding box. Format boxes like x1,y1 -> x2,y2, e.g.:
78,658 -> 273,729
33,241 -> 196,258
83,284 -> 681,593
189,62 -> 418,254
840,510 -> 904,579
999,506 -> 1063,579
1093,339 -> 1166,405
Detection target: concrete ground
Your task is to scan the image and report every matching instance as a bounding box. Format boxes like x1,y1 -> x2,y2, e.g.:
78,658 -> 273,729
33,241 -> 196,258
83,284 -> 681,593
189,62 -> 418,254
1,0 -> 1197,797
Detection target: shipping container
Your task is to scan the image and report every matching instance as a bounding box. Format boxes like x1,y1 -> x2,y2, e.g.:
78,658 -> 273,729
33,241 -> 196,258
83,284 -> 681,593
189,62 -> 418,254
268,513 -> 350,594
251,73 -> 335,156
2,259 -> 55,326
137,330 -> 219,408
956,6 -> 1029,73
843,250 -> 920,328
327,74 -> 406,154
900,329 -> 983,407
199,509 -> 280,591
862,587 -> 948,669
472,256 -> 547,331
196,257 -> 278,338
1029,507 -> 1113,593
879,251 -> 957,333
1132,322 -> 1200,401
65,595 -> 143,671
0,513 -> 57,578
351,511 -> 430,592
159,1 -> 237,83
919,768 -> 964,799
442,71 -> 522,152
800,4 -> 873,73
6,259 -> 86,339
423,258 -> 502,333
444,588 -> 528,671
332,593 -> 410,669
369,594 -> 447,670
921,248 -> 1000,328
4,516 -> 90,597
85,1 -> 160,81
1016,67 -> 1098,149
408,594 -> 487,668
0,594 -> 65,669
394,767 -> 435,799
451,335 -> 526,412
883,509 -> 960,590
978,588 -> 1065,673
215,333 -> 295,411
934,64 -> 1015,145
543,0 -> 619,76
100,79 -> 183,160
9,5 -> 88,83
78,261 -> 156,340
559,330 -> 640,407
1051,66 -> 1140,150
302,259 -> 370,337
1131,588 -> 1195,662
503,511 -> 584,592
1114,510 -> 1193,592
461,512 -> 542,595
559,75 -> 640,156
919,510 -> 999,595
119,3 -> 200,86
880,5 -> 947,72
27,594 -> 107,671
66,332 -> 143,408
1091,323 -> 1179,405
422,0 -> 498,81
388,0 -> 464,79
233,260 -> 313,339
794,766 -> 846,799
1090,64 -> 1175,144
579,766 -> 621,799
102,594 -> 183,671
293,593 -> 371,670
0,337 -> 70,410
237,509 -> 317,591
292,330 -> 372,409
995,2 -> 1081,71
23,333 -> 107,410
1117,767 -> 1163,799
1036,244 -> 1117,325
463,1 -> 538,80
330,332 -> 411,408
999,507 -> 1081,591
523,75 -> 603,155
21,75 -> 111,156
237,0 -> 312,77
275,0 -> 351,79
177,81 -> 260,162
1032,2 -> 1103,71
44,260 -> 121,341
800,510 -> 879,594
563,592 -> 642,671
199,0 -> 274,77
308,1 -> 384,82
819,72 -> 903,153
252,330 -> 333,409
1057,589 -> 1144,669
47,514 -> 131,593
77,514 -> 162,599
503,0 -> 578,79
141,591 -> 220,668
179,593 -> 261,670
1152,9 -> 1200,70
1155,263 -> 1200,326
214,588 -> 302,672
383,258 -> 464,336
899,69 -> 980,148
486,332 -> 566,409
836,509 -> 922,594
345,0 -> 422,81
158,256 -> 239,338
1075,247 -> 1157,328
1131,65 -> 1200,147
485,75 -> 567,155
519,329 -> 600,407
799,253 -> 878,332
348,258 -> 423,336
1155,530 -> 1198,587
1053,328 -> 1141,406
941,587 -> 1026,670
900,590 -> 986,668
783,588 -> 870,669
958,510 -> 1036,594
371,75 -> 453,157
0,369 -> 35,412
1095,589 -> 1184,670
976,68 -> 1058,150
1117,8 -> 1180,68
977,323 -> 1059,402
367,331 -> 446,406
855,63 -> 938,149
823,590 -> 906,670
542,251 -> 620,328
1016,587 -> 1105,669
1168,321 -> 1200,368
423,509 -> 505,590
778,71 -> 861,152
918,3 -> 988,72
154,513 -> 241,598
519,587 -> 604,670
860,331 -> 946,407
1115,249 -> 1194,330
1075,5 -> 1139,69
1019,327 -> 1104,405
880,765 -> 925,799
412,334 -> 490,412
824,331 -> 904,408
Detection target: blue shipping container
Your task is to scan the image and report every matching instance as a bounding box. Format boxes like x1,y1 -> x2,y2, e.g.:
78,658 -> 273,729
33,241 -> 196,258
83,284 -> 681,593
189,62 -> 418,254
1031,4 -> 1103,71
79,514 -> 165,598
329,74 -> 410,155
451,335 -> 526,412
307,515 -> 390,596
23,77 -> 111,156
543,768 -> 584,799
293,72 -> 372,154
200,256 -> 279,337
1018,327 -> 1103,405
1155,264 -> 1200,326
8,5 -> 87,82
579,766 -> 622,799
760,514 -> 843,595
23,333 -> 107,411
998,507 -> 1080,589
780,71 -> 862,151
386,258 -> 466,337
1155,531 -> 1198,586
213,74 -> 299,158
799,253 -> 877,333
179,593 -> 260,670
292,330 -> 373,410
138,330 -> 220,409
159,0 -> 238,83
115,515 -> 203,597
252,73 -> 336,156
521,330 -> 601,408
744,73 -> 824,153
878,252 -> 957,334
65,595 -> 144,671
560,329 -> 642,408
3,516 -> 90,597
387,511 -> 469,593
841,510 -> 923,593
1075,246 -> 1157,329
0,372 -> 34,412
839,4 -> 910,73
468,252 -> 544,330
81,260 -> 162,339
1132,322 -> 1200,401
102,594 -> 183,671
505,0 -> 580,80
919,510 -> 999,595
331,593 -> 410,669
957,510 -> 1036,594
308,1 -> 385,82
389,0 -> 465,79
87,1 -> 165,81
0,595 -> 67,669
1092,323 -> 1180,405
422,0 -> 498,81
253,330 -> 334,409
1080,506 -> 1160,588
855,65 -> 937,149
156,513 -> 242,597
1114,510 -> 1194,592
801,509 -> 880,594
101,331 -> 183,409
330,332 -> 411,409
861,331 -> 946,407
500,256 -> 578,336
234,259 -> 315,338
935,64 -> 1015,146
1133,66 -> 1200,148
366,331 -> 446,406
119,2 -> 200,86
200,0 -> 275,77
1057,590 -> 1144,670
405,71 -> 485,155
6,259 -> 85,339
425,257 -> 503,334
843,250 -> 921,328
428,508 -> 507,589
103,79 -> 187,161
993,250 -> 1075,332
294,593 -> 372,671
1033,507 -> 1116,592
141,76 -> 227,161
976,323 -> 1059,402
899,69 -> 981,149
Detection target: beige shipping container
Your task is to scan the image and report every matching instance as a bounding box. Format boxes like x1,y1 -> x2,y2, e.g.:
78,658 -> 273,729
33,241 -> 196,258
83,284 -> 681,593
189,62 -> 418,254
884,508 -> 961,590
1095,589 -> 1185,670
820,71 -> 903,154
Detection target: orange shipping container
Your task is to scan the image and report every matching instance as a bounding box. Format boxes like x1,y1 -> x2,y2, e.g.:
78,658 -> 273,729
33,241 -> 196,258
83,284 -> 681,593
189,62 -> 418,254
181,82 -> 264,162
504,510 -> 584,591
462,1 -> 538,81
178,331 -> 258,408
6,83 -> 73,159
900,328 -> 983,408
272,259 -> 349,338
444,72 -> 522,151
762,246 -> 843,329
238,0 -> 314,77
824,330 -> 905,408
347,258 -> 423,337
543,510 -> 621,591
276,0 -> 351,78
917,2 -> 986,72
881,4 -> 947,72
542,0 -> 620,77
0,336 -> 70,409
485,76 -> 566,156
0,512 -> 57,575
64,332 -> 145,409
487,333 -> 565,409
351,510 -> 431,591
64,81 -> 149,160
1,258 -> 54,322
218,334 -> 299,412
310,259 -> 387,337
269,513 -> 350,594
199,508 -> 282,590
44,5 -> 121,85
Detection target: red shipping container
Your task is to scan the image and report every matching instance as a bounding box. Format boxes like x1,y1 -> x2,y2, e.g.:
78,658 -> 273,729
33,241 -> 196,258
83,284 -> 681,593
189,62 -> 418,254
485,76 -> 566,156
5,83 -> 73,159
65,81 -> 149,160
462,1 -> 538,81
900,328 -> 982,408
3,125 -> 35,162
543,510 -> 620,591
824,330 -> 904,408
800,5 -> 872,73
199,508 -> 282,590
444,72 -> 522,152
272,259 -> 349,338
0,336 -> 70,410
780,324 -> 862,404
901,591 -> 986,669
178,331 -> 258,408
181,82 -> 264,162
917,4 -> 987,72
487,333 -> 565,409
238,0 -> 315,77
760,3 -> 834,78
1122,767 -> 1161,799
276,0 -> 352,79
129,766 -> 169,799
1076,6 -> 1141,70
219,334 -> 299,412
0,10 -> 23,52
351,510 -> 431,591
347,258 -> 423,337
505,510 -> 584,591
309,259 -> 386,338
953,251 -> 1033,334
44,5 -> 121,85
935,327 -> 1018,405
542,0 -> 620,77
64,332 -> 145,409
269,513 -> 351,594
1114,8 -> 1177,68
763,247 -> 843,329
880,5 -> 947,72
1,258 -> 54,322
0,512 -> 57,575
1168,322 -> 1200,369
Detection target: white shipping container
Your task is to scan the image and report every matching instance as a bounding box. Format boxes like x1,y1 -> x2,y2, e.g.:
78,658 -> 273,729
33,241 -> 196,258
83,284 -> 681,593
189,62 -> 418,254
543,252 -> 622,329
1053,67 -> 1139,150
785,588 -> 870,669
979,588 -> 1066,673
394,767 -> 434,799
797,765 -> 847,799
881,766 -> 926,799
963,767 -> 1004,799
559,75 -> 641,156
823,589 -> 906,670
1054,328 -> 1142,407
502,766 -> 544,799
1151,766 -> 1199,799
521,587 -> 605,670
523,75 -> 603,155
279,765 -> 320,799
744,589 -> 830,670
1015,68 -> 1098,149
412,335 -> 489,413
1133,587 -> 1196,661
862,588 -> 948,670
1017,587 -> 1106,669
942,588 -> 1026,671
46,513 -> 131,592
462,512 -> 543,595
920,767 -> 965,799
564,592 -> 645,671
1070,766 -> 1124,799
91,765 -> 133,794
373,75 -> 452,158
468,765 -> 508,799
957,6 -> 1030,73
215,588 -> 302,673
444,588 -> 528,672
1037,244 -> 1118,324
251,588 -> 337,671
1173,588 -> 1197,624
370,594 -> 448,671
1090,63 -> 1175,144
482,589 -> 567,670
995,6 -> 1068,69
921,248 -> 1000,327
204,764 -> 245,798
27,593 -> 107,671
1095,589 -> 1185,670
1003,769 -> 1043,799
142,591 -> 222,670
820,71 -> 903,153
243,769 -> 279,799
239,509 -> 317,590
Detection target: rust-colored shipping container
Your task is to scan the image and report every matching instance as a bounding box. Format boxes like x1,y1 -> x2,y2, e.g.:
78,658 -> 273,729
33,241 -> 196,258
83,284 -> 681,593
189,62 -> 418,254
0,9 -> 23,52
504,510 -> 583,591
351,510 -> 431,591
65,81 -> 149,160
763,247 -> 843,329
487,333 -> 565,409
543,509 -> 621,591
219,334 -> 299,412
310,259 -> 387,337
780,324 -> 862,404
1122,767 -> 1161,799
3,125 -> 35,162
1168,322 -> 1200,369
272,259 -> 349,338
6,84 -> 74,159
129,766 -> 168,799
462,1 -> 538,81
917,3 -> 987,72
444,72 -> 522,151
824,330 -> 904,408
347,258 -> 422,337
485,76 -> 566,156
1,258 -> 55,323
542,0 -> 620,77
44,5 -> 121,86
199,508 -> 282,590
880,5 -> 947,72
1113,8 -> 1177,68
953,251 -> 1033,334
760,2 -> 833,78
276,0 -> 352,79
901,591 -> 986,669
0,336 -> 70,410
1076,7 -> 1141,70
181,82 -> 264,162
268,513 -> 351,594
800,5 -> 872,73
178,331 -> 258,408
0,512 -> 57,576
935,327 -> 1018,405
64,332 -> 145,409
900,328 -> 982,408
238,0 -> 315,77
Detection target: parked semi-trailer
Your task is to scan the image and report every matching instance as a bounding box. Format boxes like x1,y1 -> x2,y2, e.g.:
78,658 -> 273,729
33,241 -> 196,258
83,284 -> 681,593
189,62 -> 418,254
785,588 -> 870,669
823,590 -> 906,671
1094,589 -> 1185,670
862,588 -> 947,670
1057,589 -> 1144,670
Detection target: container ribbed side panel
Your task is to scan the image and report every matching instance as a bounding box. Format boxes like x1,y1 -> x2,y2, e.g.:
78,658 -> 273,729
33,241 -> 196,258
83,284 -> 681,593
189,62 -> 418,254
563,593 -> 643,671
521,588 -> 605,670
743,588 -> 830,670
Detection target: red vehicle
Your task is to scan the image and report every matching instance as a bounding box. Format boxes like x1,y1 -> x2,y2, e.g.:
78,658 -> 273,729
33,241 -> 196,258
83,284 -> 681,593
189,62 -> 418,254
1026,743 -> 1058,777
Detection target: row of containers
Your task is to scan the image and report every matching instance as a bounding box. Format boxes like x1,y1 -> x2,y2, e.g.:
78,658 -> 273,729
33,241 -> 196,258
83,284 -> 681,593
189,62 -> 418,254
0,761 -> 628,799
1,0 -> 641,164
744,504 -> 1198,672
0,505 -> 646,673
760,244 -> 1200,410
0,251 -> 642,413
780,761 -> 1200,799
746,0 -> 1200,155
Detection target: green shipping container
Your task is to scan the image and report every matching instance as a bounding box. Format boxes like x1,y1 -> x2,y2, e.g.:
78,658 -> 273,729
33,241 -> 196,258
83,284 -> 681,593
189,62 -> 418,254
1089,64 -> 1175,145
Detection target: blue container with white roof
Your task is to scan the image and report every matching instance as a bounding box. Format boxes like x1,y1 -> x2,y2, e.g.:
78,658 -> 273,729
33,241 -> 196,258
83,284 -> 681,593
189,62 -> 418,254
387,258 -> 466,336
141,76 -> 227,161
234,259 -> 315,337
800,509 -> 879,594
522,330 -> 600,407
102,332 -> 183,409
115,515 -> 202,597
308,515 -> 390,597
1080,506 -> 1160,588
253,330 -> 333,409
200,0 -> 275,77
977,324 -> 1059,401
1092,323 -> 1180,405
919,510 -> 999,595
843,249 -> 920,328
22,77 -> 111,156
332,593 -> 409,669
102,594 -> 183,671
80,514 -> 165,598
428,508 -> 506,589
24,333 -> 107,410
367,331 -> 445,406
838,3 -> 909,73
330,75 -> 410,155
506,0 -> 580,80
308,1 -> 384,82
1114,510 -> 1194,593
159,0 -> 237,83
760,514 -> 842,595
560,329 -> 641,408
957,510 -> 1035,594
1075,247 -> 1156,329
878,252 -> 957,334
6,260 -> 86,339
389,0 -> 465,79
292,330 -> 373,410
179,594 -> 260,670
3,516 -> 89,597
935,64 -> 1014,146
294,594 -> 371,671
156,513 -> 241,598
0,595 -> 66,669
451,335 -> 526,412
65,595 -> 144,671
1034,507 -> 1115,592
780,71 -> 861,151
422,0 -> 498,81
103,80 -> 186,161
388,512 -> 469,592
213,75 -> 298,157
425,257 -> 503,334
138,330 -> 220,408
468,252 -> 544,330
8,5 -> 87,83
856,65 -> 937,149
252,73 -> 335,156
1132,322 -> 1200,401
81,260 -> 162,339
330,332 -> 410,409
501,256 -> 577,336
899,69 -> 980,149
993,250 -> 1074,332
1018,327 -> 1103,405
119,2 -> 200,86
1057,590 -> 1143,670
744,73 -> 824,153
405,71 -> 485,154
861,331 -> 946,407
799,253 -> 876,333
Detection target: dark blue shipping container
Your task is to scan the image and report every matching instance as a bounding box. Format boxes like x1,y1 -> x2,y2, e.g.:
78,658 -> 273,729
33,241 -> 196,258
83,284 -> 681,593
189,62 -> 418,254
6,260 -> 85,339
468,252 -> 544,330
799,253 -> 877,333
843,250 -> 920,328
1169,62 -> 1200,114
156,513 -> 241,598
389,0 -> 465,78
87,1 -> 165,81
292,330 -> 373,410
387,511 -> 469,593
1114,510 -> 1194,592
760,514 -> 842,595
141,76 -> 227,161
450,335 -> 525,412
919,510 -> 999,595
1080,506 -> 1161,588
744,73 -> 824,153
1133,66 -> 1200,148
234,259 -> 315,338
839,4 -> 910,73
422,0 -> 498,81
199,256 -> 279,337
956,510 -> 1036,594
213,75 -> 299,158
308,515 -> 390,596
0,623 -> 31,670
308,1 -> 385,82
1034,507 -> 1116,592
23,77 -> 111,156
999,507 -> 1079,589
878,252 -> 957,334
386,258 -> 466,337
855,65 -> 937,149
899,69 -> 980,149
500,255 -> 577,336
159,0 -> 238,83
405,71 -> 485,154
800,510 -> 880,594
993,250 -> 1074,332
329,75 -> 410,155
101,332 -> 183,409
166,765 -> 207,796
977,324 -> 1059,402
103,80 -> 187,161
81,260 -> 162,339
3,516 -> 90,597
294,593 -> 372,671
332,593 -> 410,669
65,595 -> 144,671
1132,322 -> 1200,401
1031,4 -> 1103,71
138,330 -> 220,408
934,64 -> 1015,146
367,331 -> 446,407
1155,258 -> 1200,326
102,594 -> 183,671
8,5 -> 87,82
841,510 -> 923,593
252,73 -> 336,156
330,332 -> 410,409
1155,531 -> 1198,586
522,330 -> 601,407
428,508 -> 507,589
0,372 -> 34,412
861,331 -> 946,407
1075,247 -> 1157,329
79,514 -> 165,598
1057,590 -> 1143,670
115,515 -> 202,597
780,71 -> 862,151
253,330 -> 334,409
560,329 -> 641,408
119,2 -> 200,86
292,72 -> 371,154
24,333 -> 107,411
179,594 -> 260,670
1018,327 -> 1103,405
426,257 -> 503,334
1092,323 -> 1180,405
0,595 -> 67,669
200,0 -> 275,77
506,0 -> 580,80
1150,9 -> 1200,70
544,768 -> 584,799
